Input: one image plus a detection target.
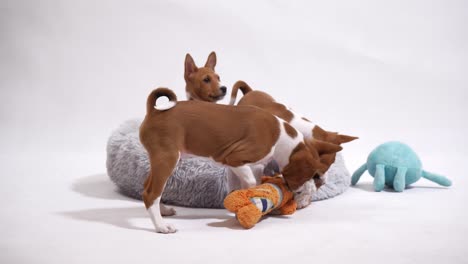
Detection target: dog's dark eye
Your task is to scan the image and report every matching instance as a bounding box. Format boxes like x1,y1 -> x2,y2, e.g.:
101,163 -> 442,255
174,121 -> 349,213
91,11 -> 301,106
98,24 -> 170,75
313,174 -> 321,180
203,77 -> 210,83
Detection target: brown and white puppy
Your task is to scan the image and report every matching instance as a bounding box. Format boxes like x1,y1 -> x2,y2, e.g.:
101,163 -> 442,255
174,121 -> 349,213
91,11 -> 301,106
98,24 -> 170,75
184,51 -> 226,102
230,81 -> 357,197
140,87 -> 342,233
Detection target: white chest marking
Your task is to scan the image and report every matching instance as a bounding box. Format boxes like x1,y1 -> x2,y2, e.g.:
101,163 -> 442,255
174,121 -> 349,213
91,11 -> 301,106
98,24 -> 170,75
289,112 -> 315,140
273,117 -> 304,169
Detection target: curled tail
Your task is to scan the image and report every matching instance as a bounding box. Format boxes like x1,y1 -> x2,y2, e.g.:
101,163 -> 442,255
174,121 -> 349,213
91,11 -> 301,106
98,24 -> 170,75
230,80 -> 253,105
146,87 -> 178,113
421,170 -> 452,187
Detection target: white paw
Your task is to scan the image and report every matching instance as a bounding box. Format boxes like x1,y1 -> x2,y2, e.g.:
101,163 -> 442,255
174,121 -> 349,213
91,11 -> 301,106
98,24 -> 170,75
161,206 -> 176,216
156,223 -> 177,234
296,196 -> 312,209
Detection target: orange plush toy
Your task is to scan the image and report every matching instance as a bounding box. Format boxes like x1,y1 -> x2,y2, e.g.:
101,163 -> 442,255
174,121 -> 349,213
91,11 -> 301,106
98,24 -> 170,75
223,175 -> 297,229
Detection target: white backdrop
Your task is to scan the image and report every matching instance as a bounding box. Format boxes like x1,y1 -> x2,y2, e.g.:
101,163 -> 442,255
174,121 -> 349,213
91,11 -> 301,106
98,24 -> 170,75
1,0 -> 467,156
1,1 -> 467,264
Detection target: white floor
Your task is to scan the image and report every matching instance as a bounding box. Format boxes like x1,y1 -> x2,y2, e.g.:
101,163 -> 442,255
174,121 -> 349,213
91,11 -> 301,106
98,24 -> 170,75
1,150 -> 466,264
2,1 -> 467,263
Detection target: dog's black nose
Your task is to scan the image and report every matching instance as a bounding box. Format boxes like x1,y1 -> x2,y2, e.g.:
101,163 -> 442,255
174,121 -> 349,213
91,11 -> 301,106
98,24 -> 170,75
220,86 -> 227,94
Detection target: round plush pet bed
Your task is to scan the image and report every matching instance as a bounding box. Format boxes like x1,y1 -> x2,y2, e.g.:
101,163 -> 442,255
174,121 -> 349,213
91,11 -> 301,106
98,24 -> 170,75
106,119 -> 351,208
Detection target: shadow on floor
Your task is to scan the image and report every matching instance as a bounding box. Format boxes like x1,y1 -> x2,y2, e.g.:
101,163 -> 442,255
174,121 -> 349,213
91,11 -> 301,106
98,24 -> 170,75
207,218 -> 245,230
71,173 -> 136,202
352,182 -> 450,192
207,214 -> 290,230
59,206 -> 153,232
351,182 -> 376,192
59,206 -> 233,233
66,174 -> 238,232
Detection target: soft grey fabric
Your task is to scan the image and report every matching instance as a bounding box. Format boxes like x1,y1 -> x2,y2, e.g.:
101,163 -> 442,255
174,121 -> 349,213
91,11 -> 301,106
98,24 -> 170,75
106,119 -> 228,208
313,153 -> 350,200
106,119 -> 350,208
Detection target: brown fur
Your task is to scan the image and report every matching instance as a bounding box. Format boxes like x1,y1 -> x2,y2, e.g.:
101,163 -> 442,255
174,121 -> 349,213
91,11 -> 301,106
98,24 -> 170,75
140,88 -> 339,208
185,52 -> 226,102
230,80 -> 357,188
307,126 -> 357,188
283,122 -> 298,138
231,81 -> 294,122
312,125 -> 357,145
283,141 -> 342,190
312,125 -> 357,166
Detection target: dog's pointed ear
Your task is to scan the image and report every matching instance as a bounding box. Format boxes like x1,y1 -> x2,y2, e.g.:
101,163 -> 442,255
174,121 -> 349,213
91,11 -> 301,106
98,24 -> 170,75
185,53 -> 198,79
312,125 -> 328,140
204,51 -> 217,69
337,134 -> 358,144
308,139 -> 342,155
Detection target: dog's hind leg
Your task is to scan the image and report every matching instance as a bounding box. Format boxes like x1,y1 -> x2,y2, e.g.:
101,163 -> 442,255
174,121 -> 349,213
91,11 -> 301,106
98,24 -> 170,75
143,149 -> 180,234
144,175 -> 176,217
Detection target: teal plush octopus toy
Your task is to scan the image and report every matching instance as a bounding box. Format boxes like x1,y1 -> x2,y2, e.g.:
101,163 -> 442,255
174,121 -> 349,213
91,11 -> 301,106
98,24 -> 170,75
351,141 -> 452,192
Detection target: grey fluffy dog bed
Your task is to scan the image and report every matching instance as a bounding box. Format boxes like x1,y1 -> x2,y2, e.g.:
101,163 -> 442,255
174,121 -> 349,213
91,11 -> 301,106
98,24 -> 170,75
106,119 -> 351,208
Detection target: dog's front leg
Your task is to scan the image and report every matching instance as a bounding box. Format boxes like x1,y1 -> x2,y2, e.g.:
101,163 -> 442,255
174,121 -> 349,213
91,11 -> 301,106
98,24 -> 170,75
230,165 -> 258,189
251,164 -> 265,181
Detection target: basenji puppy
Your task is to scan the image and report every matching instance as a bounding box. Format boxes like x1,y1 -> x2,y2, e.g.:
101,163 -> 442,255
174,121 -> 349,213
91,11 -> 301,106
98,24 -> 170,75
184,51 -> 227,102
230,80 -> 357,189
140,87 -> 342,233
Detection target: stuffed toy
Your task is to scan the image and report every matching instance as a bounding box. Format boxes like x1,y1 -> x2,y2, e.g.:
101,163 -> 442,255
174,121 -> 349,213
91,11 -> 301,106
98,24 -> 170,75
107,119 -> 353,208
351,141 -> 452,192
224,175 -> 297,229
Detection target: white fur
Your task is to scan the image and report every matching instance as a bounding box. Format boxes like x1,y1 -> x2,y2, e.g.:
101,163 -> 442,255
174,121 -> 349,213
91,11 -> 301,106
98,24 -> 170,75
229,96 -> 236,105
151,118 -> 306,233
289,112 -> 315,140
273,118 -> 304,169
180,152 -> 262,190
148,153 -> 180,233
293,179 -> 317,209
289,113 -> 328,208
181,118 -> 303,189
229,145 -> 276,188
230,165 -> 257,189
216,83 -> 226,102
154,101 -> 176,111
148,197 -> 177,233
228,118 -> 304,190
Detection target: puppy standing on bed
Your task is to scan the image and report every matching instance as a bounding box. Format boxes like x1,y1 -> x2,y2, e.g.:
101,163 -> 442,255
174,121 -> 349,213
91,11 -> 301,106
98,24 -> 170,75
229,81 -> 357,207
139,88 -> 342,233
